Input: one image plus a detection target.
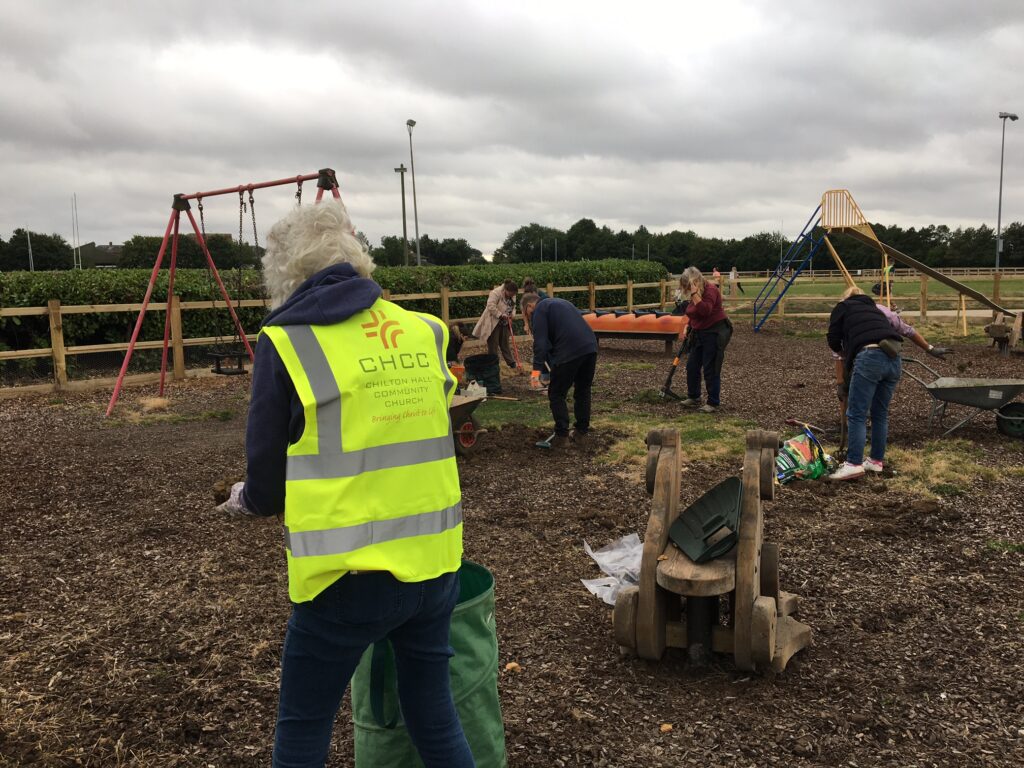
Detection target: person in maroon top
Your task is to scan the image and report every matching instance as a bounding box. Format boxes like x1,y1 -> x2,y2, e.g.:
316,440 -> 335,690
679,266 -> 733,412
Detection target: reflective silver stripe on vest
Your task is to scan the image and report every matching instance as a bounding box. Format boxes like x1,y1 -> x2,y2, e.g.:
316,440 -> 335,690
414,313 -> 455,400
284,325 -> 341,457
282,316 -> 455,482
285,501 -> 462,558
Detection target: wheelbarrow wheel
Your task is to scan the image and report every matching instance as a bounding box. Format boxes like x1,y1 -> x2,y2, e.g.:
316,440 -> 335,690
454,414 -> 482,456
996,402 -> 1024,439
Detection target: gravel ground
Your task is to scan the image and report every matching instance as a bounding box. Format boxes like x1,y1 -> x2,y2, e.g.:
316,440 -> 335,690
1,321 -> 1023,767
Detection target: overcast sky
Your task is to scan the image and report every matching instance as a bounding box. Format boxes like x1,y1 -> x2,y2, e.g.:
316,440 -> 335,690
1,1 -> 1022,258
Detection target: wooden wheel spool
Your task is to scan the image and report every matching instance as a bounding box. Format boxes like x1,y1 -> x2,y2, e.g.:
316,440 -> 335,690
614,428 -> 811,672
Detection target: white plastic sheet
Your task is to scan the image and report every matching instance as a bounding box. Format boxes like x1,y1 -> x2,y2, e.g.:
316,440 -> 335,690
581,533 -> 643,606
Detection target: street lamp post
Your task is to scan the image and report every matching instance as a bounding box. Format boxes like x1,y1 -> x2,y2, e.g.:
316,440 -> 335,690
406,119 -> 422,266
394,164 -> 410,266
996,111 -> 1019,270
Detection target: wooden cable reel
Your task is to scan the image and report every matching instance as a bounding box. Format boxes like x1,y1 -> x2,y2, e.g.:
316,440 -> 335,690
614,428 -> 812,672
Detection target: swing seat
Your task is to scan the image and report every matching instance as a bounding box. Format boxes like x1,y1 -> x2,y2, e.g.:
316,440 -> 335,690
208,348 -> 249,375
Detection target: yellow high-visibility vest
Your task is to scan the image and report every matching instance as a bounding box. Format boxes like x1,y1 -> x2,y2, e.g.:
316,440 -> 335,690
261,298 -> 462,603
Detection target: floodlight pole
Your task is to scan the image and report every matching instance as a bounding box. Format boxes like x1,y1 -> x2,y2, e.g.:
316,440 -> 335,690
395,164 -> 410,266
407,119 -> 422,266
996,111 -> 1019,270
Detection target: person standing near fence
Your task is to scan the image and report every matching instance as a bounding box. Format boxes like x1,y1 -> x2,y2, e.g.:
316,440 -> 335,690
679,266 -> 732,413
729,266 -> 745,295
472,279 -> 522,374
216,200 -> 474,768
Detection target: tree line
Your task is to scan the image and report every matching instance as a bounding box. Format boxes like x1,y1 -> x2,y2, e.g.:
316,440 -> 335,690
2,218 -> 1022,273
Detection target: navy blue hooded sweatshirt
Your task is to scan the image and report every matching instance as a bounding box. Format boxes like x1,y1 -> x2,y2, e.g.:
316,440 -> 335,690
529,297 -> 598,371
242,264 -> 382,517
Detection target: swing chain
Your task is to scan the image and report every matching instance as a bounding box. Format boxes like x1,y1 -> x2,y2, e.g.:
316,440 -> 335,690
238,191 -> 246,247
295,180 -> 303,206
248,191 -> 259,252
197,196 -> 207,240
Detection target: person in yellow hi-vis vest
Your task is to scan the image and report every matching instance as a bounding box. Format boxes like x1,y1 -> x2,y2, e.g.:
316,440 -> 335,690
217,200 -> 474,768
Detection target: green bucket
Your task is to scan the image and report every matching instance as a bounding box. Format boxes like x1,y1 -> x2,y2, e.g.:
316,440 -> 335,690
352,561 -> 507,767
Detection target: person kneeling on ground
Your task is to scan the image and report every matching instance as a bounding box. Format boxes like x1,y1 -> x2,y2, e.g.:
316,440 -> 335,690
216,200 -> 474,768
678,266 -> 732,413
827,286 -> 949,481
522,293 -> 598,448
472,279 -> 523,374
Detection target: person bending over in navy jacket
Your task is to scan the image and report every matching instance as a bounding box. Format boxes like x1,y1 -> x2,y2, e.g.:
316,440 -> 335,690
521,294 -> 598,449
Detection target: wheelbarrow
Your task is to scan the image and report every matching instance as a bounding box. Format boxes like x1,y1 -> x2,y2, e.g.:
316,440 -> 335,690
450,394 -> 487,457
901,358 -> 1024,439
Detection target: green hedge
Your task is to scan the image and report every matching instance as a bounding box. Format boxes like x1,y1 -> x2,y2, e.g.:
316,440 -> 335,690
0,261 -> 668,368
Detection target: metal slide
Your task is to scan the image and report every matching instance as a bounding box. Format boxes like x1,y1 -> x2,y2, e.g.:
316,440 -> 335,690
840,228 -> 1016,319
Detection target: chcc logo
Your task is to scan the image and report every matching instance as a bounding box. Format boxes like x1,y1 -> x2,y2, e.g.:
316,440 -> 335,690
361,309 -> 404,350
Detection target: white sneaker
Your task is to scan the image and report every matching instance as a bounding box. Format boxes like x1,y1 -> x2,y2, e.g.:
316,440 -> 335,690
864,458 -> 884,473
829,462 -> 865,481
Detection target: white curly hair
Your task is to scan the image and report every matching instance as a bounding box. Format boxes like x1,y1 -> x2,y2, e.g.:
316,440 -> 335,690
261,200 -> 376,308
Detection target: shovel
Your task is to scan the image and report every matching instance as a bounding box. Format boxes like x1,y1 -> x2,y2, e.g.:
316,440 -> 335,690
535,432 -> 557,449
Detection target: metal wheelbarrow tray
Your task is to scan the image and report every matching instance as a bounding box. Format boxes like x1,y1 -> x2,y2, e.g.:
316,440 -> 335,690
901,358 -> 1024,438
450,394 -> 487,456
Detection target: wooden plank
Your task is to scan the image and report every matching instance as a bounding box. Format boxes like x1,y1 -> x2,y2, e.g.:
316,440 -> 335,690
170,295 -> 185,380
0,306 -> 50,317
777,590 -> 800,617
656,545 -> 735,596
588,282 -> 596,312
751,596 -> 778,666
61,302 -> 163,313
387,292 -> 442,301
771,616 -> 813,673
0,348 -> 52,361
440,285 -> 450,324
65,334 -> 260,356
919,274 -> 928,321
733,431 -> 765,671
627,279 -> 634,312
546,281 -> 555,299
635,429 -> 680,660
0,367 -> 225,400
47,300 -> 68,389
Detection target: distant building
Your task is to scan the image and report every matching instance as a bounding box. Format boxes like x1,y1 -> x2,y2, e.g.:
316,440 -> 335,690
79,241 -> 123,268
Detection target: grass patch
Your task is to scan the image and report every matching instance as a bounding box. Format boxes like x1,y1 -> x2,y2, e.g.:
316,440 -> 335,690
593,411 -> 752,466
985,539 -> 1024,554
885,438 -> 999,499
780,327 -> 826,339
604,361 -> 657,372
473,395 -> 551,430
119,408 -> 236,427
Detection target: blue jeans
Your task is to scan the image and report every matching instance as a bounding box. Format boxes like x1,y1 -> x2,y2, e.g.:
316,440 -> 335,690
272,571 -> 474,768
845,348 -> 901,465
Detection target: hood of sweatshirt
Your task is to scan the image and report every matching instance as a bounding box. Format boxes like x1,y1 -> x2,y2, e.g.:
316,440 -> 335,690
262,263 -> 382,328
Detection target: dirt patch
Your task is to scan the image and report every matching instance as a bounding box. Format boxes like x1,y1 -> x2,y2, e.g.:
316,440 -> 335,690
1,323 -> 1023,766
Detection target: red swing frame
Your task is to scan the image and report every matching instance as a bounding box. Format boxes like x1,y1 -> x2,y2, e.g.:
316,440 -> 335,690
105,168 -> 342,416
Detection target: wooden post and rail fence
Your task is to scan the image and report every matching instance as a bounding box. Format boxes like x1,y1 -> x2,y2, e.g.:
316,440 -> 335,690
1,274 -> 1021,397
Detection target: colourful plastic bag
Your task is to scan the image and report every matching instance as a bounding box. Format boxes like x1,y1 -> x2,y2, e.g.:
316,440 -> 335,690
775,431 -> 828,484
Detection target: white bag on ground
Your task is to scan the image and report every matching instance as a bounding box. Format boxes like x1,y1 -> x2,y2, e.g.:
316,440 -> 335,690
581,533 -> 643,606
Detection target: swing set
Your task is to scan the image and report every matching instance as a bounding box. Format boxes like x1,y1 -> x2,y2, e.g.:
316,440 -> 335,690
105,168 -> 342,416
